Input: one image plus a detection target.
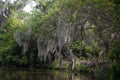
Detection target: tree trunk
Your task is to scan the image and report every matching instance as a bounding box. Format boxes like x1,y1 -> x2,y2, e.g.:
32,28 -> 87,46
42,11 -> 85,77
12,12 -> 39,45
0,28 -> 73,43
59,51 -> 62,70
72,58 -> 75,71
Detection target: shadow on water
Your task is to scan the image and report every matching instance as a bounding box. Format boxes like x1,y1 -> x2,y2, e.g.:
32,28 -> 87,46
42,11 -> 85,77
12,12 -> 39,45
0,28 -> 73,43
0,68 -> 98,80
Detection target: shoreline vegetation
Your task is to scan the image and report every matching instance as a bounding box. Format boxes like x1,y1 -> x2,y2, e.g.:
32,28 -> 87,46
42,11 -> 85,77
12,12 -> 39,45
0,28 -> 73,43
0,60 -> 109,80
0,59 -> 110,74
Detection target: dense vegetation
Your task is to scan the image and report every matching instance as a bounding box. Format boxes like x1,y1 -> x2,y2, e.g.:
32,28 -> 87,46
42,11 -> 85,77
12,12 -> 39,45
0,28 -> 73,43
0,0 -> 119,80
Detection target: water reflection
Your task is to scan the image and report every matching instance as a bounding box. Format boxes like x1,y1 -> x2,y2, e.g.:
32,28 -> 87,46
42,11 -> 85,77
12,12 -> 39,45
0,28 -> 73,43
0,68 -> 95,80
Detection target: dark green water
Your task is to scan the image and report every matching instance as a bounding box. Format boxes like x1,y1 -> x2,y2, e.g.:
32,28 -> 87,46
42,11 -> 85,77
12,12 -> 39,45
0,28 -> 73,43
0,68 -> 96,80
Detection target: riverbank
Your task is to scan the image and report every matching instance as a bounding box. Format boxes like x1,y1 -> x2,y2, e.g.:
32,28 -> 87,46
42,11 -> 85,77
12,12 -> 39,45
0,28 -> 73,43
0,65 -> 109,80
0,67 -> 95,80
0,60 -> 110,80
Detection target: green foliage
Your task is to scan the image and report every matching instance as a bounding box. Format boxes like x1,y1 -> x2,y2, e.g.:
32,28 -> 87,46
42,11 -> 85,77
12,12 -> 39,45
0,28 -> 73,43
0,42 -> 23,66
0,7 -> 27,67
76,64 -> 89,72
113,4 -> 120,31
110,63 -> 120,80
52,61 -> 60,69
109,40 -> 120,61
109,0 -> 120,79
70,40 -> 82,50
109,40 -> 120,80
70,40 -> 100,58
